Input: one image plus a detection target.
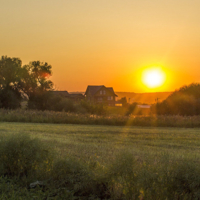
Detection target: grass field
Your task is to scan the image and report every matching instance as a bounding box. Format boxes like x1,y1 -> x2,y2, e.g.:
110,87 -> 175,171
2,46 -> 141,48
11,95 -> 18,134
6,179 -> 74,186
1,122 -> 200,199
1,122 -> 200,164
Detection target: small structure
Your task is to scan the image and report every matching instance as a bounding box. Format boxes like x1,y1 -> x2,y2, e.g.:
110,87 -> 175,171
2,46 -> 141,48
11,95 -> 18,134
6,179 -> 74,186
52,91 -> 84,101
52,91 -> 70,98
68,93 -> 85,101
85,85 -> 118,106
136,104 -> 151,115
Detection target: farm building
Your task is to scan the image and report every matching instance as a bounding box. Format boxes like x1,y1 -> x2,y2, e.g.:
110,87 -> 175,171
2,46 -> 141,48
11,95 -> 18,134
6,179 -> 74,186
85,85 -> 118,106
52,91 -> 84,101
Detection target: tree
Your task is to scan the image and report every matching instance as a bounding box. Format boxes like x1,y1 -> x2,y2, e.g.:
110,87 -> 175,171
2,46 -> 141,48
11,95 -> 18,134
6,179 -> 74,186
0,56 -> 23,109
152,83 -> 200,115
20,61 -> 54,110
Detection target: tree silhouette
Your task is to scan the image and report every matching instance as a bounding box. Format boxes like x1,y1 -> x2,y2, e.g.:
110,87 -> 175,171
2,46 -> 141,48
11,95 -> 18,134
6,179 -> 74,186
0,56 -> 54,110
21,61 -> 53,110
152,83 -> 200,115
0,56 -> 23,109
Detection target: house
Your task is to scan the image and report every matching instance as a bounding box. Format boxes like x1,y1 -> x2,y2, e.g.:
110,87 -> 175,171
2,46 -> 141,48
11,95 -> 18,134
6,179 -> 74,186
68,93 -> 85,101
85,85 -> 118,106
52,91 -> 84,101
52,91 -> 70,98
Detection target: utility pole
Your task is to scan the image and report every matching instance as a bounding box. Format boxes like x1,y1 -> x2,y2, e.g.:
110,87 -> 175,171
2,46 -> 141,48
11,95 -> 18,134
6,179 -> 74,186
155,98 -> 160,103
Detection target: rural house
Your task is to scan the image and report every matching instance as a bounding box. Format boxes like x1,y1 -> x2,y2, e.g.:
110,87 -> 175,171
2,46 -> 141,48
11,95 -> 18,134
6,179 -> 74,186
52,91 -> 84,101
85,85 -> 118,106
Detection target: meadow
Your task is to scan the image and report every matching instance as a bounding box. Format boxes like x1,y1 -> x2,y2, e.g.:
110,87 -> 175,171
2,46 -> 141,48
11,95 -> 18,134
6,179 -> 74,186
1,122 -> 200,199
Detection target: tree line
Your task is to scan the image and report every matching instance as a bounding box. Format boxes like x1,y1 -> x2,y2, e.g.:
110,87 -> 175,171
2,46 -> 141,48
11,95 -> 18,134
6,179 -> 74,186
0,56 -> 106,114
2,55 -> 200,116
151,83 -> 200,116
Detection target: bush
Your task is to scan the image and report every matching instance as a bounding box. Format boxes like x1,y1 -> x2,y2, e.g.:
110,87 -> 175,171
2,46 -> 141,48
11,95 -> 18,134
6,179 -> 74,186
52,98 -> 76,112
49,158 -> 110,198
50,158 -> 91,189
80,100 -> 106,115
106,152 -> 200,200
0,88 -> 21,109
28,91 -> 52,111
0,133 -> 53,180
125,102 -> 139,116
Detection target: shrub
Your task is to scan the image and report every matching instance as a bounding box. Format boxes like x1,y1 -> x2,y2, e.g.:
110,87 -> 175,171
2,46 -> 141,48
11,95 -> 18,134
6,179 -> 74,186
80,100 -> 106,115
50,158 -> 94,198
50,158 -> 91,188
106,152 -> 200,200
125,102 -> 138,116
52,98 -> 76,112
49,158 -> 111,199
28,91 -> 52,111
0,133 -> 53,180
0,88 -> 21,109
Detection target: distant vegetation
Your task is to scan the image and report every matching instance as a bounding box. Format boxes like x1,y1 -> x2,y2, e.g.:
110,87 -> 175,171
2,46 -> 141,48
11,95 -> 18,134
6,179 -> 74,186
1,55 -> 200,117
152,83 -> 200,115
0,56 -> 108,115
116,91 -> 172,104
1,109 -> 200,128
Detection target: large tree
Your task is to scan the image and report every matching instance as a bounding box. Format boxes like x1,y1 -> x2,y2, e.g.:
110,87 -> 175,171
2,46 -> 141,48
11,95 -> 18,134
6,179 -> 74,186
21,61 -> 53,110
0,56 -> 23,109
0,56 -> 54,110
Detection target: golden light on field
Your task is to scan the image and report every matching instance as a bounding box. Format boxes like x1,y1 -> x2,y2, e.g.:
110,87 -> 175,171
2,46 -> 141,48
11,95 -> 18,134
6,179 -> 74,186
142,67 -> 166,88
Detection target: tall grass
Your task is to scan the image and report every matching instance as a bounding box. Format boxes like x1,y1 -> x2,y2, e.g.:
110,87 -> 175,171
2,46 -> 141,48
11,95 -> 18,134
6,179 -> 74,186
1,108 -> 200,127
1,133 -> 200,199
0,133 -> 53,182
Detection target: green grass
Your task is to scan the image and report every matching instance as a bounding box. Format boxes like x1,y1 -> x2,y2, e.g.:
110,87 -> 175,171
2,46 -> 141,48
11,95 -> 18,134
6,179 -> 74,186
2,122 -> 200,199
1,122 -> 200,165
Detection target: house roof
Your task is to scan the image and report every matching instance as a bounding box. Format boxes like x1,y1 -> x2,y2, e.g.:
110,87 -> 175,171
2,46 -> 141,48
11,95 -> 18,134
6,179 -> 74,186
52,91 -> 70,97
85,85 -> 118,97
107,87 -> 117,96
85,85 -> 104,96
52,91 -> 85,98
68,93 -> 84,98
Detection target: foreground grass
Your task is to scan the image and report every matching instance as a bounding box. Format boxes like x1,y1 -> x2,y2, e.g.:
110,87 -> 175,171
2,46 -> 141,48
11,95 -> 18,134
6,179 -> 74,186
1,109 -> 200,128
1,122 -> 200,199
2,122 -> 200,163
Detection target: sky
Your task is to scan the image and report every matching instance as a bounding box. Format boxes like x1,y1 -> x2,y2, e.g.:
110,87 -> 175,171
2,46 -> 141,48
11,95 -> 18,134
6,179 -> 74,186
1,0 -> 200,92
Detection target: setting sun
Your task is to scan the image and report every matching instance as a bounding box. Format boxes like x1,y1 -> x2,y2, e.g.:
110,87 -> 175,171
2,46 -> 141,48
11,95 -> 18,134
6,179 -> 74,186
142,67 -> 166,88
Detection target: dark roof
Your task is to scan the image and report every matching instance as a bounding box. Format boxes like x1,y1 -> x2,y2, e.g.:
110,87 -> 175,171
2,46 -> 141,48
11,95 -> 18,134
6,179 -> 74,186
52,91 -> 70,97
85,85 -> 118,97
85,85 -> 104,96
68,93 -> 84,97
107,87 -> 118,96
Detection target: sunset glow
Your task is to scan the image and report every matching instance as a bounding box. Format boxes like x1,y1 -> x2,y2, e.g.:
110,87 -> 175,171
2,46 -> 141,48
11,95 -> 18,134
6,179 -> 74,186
142,68 -> 166,88
1,1 -> 200,92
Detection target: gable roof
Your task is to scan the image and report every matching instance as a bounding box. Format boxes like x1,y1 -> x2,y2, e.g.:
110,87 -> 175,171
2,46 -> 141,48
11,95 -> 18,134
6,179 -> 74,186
107,87 -> 117,96
85,85 -> 118,97
85,85 -> 104,96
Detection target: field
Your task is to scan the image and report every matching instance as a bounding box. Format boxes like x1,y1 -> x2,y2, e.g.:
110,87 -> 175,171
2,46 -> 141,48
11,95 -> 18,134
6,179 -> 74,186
1,122 -> 200,164
1,122 -> 200,199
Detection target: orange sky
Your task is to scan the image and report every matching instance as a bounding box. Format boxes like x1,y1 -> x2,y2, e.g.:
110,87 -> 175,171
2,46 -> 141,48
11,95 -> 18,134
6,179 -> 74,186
1,0 -> 200,92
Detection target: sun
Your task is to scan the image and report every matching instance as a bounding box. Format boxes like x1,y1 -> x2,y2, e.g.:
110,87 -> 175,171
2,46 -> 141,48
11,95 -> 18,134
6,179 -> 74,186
142,67 -> 166,88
